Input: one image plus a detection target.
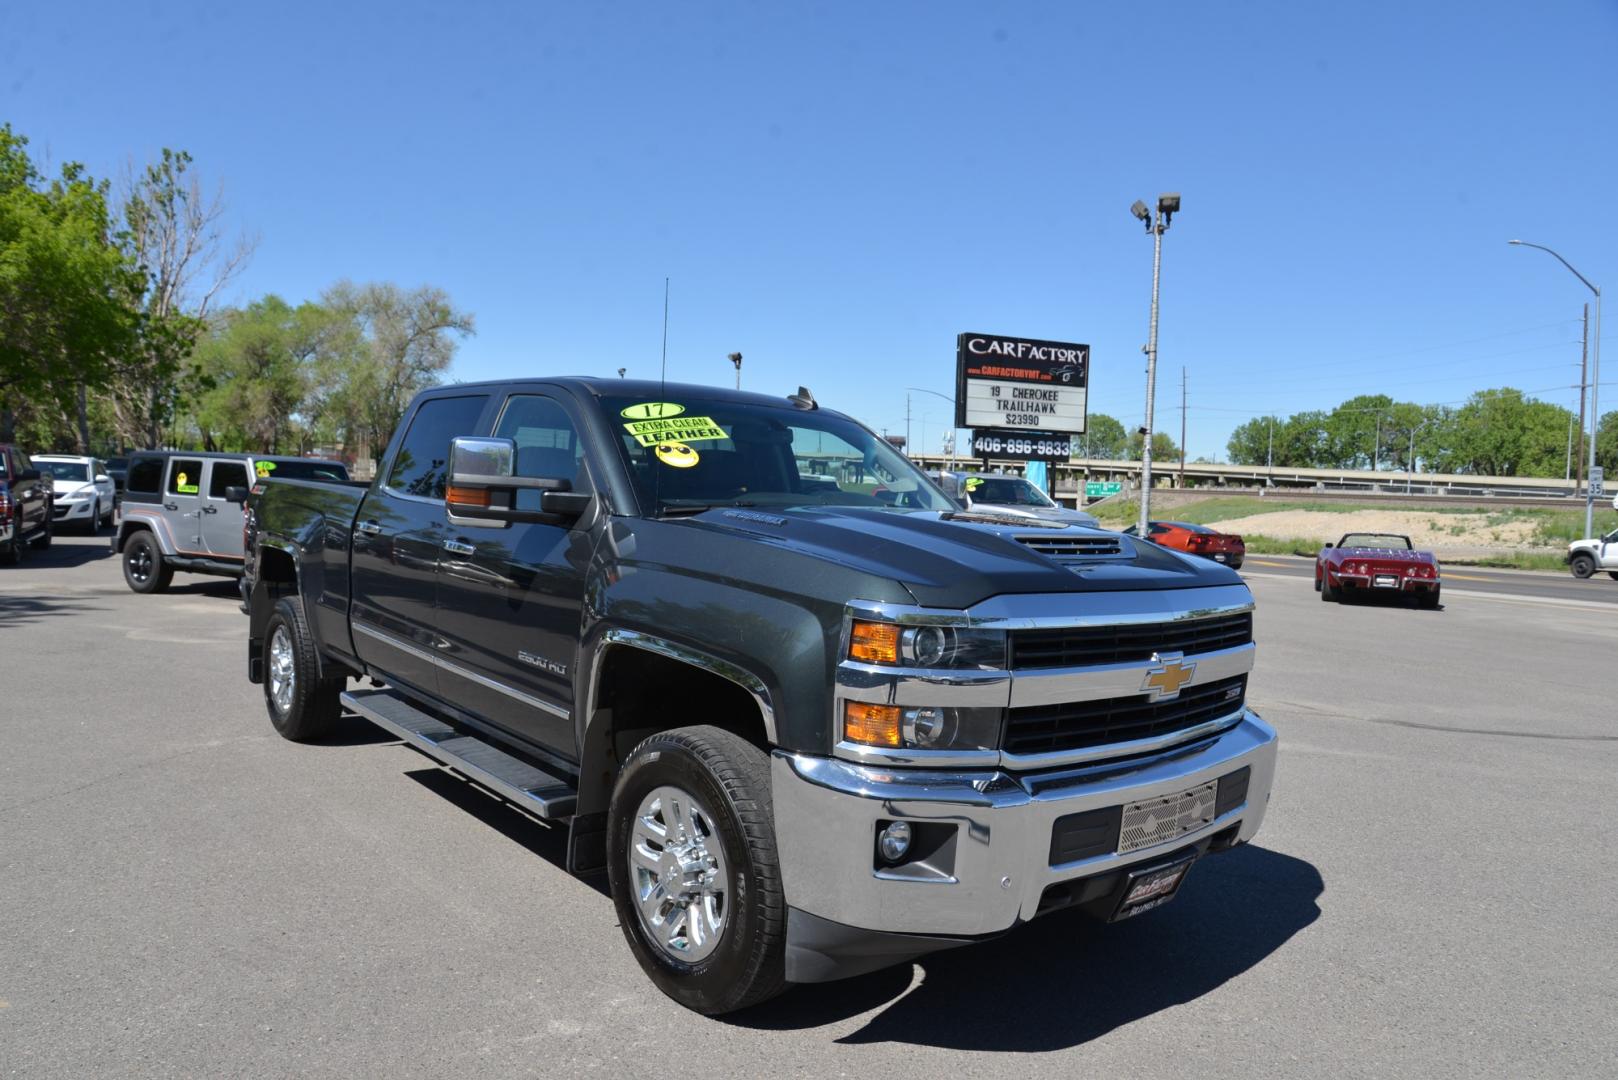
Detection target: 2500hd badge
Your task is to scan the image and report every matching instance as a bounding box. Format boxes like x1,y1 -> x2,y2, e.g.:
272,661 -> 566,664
240,376 -> 1277,1014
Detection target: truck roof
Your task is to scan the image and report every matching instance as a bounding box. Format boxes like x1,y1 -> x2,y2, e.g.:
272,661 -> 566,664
423,377 -> 832,415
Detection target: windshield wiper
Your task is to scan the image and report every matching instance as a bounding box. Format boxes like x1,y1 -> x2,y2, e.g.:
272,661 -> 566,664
656,501 -> 760,518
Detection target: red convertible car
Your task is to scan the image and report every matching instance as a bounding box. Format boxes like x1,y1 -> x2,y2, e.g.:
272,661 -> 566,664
1316,533 -> 1441,608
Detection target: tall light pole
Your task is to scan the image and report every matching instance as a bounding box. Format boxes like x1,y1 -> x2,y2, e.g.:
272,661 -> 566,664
1407,418 -> 1434,494
1132,193 -> 1180,535
728,351 -> 743,390
906,387 -> 958,468
1510,240 -> 1602,538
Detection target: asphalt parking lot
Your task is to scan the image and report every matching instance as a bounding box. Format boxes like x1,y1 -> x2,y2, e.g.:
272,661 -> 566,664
3,533 -> 1615,1079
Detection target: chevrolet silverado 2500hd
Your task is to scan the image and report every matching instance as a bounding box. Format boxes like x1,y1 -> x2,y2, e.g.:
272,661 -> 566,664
242,378 -> 1278,1014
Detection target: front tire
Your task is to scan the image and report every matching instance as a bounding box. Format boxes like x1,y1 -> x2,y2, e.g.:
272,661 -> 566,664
1570,553 -> 1596,579
1320,572 -> 1338,602
122,532 -> 172,593
261,596 -> 343,741
30,518 -> 51,549
607,726 -> 787,1015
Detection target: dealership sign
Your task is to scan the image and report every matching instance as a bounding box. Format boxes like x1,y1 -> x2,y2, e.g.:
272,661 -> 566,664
956,332 -> 1089,459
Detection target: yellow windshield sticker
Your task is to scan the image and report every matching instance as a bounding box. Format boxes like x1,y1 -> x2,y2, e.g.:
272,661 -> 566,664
175,471 -> 198,494
621,401 -> 686,421
623,415 -> 727,447
254,461 -> 277,478
655,441 -> 700,468
965,477 -> 983,491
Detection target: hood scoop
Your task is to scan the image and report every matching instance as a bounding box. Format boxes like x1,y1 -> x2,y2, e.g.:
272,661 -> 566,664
1014,533 -> 1128,559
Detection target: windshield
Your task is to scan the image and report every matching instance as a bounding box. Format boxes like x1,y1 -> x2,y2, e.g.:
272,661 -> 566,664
256,460 -> 350,481
42,461 -> 89,482
965,476 -> 1055,508
1339,533 -> 1411,550
599,394 -> 956,514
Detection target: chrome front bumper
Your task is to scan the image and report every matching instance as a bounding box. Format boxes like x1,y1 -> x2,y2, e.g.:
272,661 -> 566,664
773,709 -> 1277,938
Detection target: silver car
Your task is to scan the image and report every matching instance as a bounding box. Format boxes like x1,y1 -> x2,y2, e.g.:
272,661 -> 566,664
941,471 -> 1100,527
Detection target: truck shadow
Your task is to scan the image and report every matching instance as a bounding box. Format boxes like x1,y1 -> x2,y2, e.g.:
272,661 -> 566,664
736,844 -> 1322,1050
0,594 -> 107,627
401,765 -> 612,899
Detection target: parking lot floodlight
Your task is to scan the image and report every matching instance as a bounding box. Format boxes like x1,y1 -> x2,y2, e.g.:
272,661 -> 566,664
1158,193 -> 1181,214
1131,199 -> 1150,222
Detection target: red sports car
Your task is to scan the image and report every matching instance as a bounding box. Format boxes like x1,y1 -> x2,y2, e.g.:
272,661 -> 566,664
1124,520 -> 1245,569
1316,532 -> 1441,608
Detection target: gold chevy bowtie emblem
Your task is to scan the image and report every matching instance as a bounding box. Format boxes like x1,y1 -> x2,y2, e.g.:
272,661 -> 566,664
1142,653 -> 1197,701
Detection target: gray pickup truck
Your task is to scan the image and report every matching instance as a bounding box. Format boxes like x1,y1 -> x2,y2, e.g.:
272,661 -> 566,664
242,378 -> 1277,1014
114,450 -> 349,593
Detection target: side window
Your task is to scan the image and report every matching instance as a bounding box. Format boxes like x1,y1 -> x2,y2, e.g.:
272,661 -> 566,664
495,395 -> 590,490
209,461 -> 249,499
386,395 -> 489,499
127,458 -> 163,494
15,449 -> 31,472
168,458 -> 203,496
1149,524 -> 1171,536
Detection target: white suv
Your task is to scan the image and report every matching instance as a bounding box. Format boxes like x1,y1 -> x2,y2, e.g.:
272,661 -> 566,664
36,455 -> 116,531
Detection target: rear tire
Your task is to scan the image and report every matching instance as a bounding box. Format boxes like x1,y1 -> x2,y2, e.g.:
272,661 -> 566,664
1417,586 -> 1441,610
1570,553 -> 1596,579
1608,572 -> 1618,582
0,528 -> 21,565
261,596 -> 343,742
607,726 -> 787,1015
122,532 -> 172,593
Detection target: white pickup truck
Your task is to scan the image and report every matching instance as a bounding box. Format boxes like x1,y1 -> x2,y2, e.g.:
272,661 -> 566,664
1567,528 -> 1618,580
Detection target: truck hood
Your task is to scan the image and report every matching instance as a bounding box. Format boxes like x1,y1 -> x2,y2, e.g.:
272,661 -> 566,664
677,505 -> 1238,607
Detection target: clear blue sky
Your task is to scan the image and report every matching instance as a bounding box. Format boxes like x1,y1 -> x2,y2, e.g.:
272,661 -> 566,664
4,0 -> 1614,460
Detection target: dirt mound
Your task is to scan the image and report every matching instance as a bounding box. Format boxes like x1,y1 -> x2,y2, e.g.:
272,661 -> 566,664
1204,509 -> 1546,555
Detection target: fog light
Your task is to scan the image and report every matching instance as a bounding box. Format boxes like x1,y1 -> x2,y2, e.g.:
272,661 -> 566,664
878,821 -> 912,862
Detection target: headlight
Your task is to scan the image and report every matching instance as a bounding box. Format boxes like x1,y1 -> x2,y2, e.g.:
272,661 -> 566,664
848,620 -> 1006,670
842,702 -> 1003,751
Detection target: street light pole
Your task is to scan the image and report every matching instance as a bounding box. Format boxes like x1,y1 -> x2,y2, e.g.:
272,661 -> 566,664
906,387 -> 959,468
1510,240 -> 1603,538
1132,194 -> 1180,535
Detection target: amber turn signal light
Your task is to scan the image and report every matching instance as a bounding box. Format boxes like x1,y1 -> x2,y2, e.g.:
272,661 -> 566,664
446,485 -> 491,508
849,620 -> 900,664
844,702 -> 902,747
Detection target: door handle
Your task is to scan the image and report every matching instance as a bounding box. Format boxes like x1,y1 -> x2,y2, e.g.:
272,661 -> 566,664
444,539 -> 475,556
201,505 -> 218,514
164,502 -> 178,510
357,520 -> 383,535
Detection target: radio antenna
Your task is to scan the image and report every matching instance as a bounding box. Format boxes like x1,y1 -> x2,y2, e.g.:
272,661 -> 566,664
660,277 -> 670,384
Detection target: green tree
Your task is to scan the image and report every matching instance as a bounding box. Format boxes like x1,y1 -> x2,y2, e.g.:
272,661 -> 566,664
0,124 -> 140,445
1076,413 -> 1128,459
112,148 -> 254,448
1126,430 -> 1180,461
1592,409 -> 1616,476
190,296 -> 337,452
313,281 -> 474,467
1443,388 -> 1572,476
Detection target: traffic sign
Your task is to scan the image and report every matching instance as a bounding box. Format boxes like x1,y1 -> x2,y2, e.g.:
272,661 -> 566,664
1591,466 -> 1604,498
1085,481 -> 1123,498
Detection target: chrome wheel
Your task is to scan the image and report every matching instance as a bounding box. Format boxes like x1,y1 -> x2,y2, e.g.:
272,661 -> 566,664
628,785 -> 729,963
268,625 -> 296,714
128,545 -> 152,583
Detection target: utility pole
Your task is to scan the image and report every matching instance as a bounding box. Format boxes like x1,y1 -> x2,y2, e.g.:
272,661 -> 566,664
1373,416 -> 1380,472
1178,366 -> 1187,489
905,392 -> 912,459
1130,193 -> 1180,535
1267,416 -> 1274,471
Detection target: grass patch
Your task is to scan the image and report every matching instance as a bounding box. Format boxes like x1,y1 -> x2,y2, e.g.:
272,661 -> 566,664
1451,551 -> 1572,572
1238,534 -> 1323,556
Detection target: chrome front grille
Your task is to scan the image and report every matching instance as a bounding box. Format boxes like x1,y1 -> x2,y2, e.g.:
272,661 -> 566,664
1003,675 -> 1247,756
1009,612 -> 1252,669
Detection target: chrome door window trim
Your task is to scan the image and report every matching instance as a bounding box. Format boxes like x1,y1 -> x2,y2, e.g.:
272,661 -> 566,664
353,622 -> 571,720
